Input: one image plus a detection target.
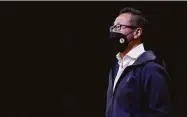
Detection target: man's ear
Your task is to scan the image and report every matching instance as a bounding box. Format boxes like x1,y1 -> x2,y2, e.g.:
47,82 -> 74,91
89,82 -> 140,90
134,28 -> 142,39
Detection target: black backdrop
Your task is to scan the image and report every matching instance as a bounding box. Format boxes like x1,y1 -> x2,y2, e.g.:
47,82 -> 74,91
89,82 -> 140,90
1,1 -> 186,117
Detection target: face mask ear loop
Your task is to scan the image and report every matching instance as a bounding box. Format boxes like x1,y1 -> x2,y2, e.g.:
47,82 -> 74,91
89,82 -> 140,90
122,28 -> 136,43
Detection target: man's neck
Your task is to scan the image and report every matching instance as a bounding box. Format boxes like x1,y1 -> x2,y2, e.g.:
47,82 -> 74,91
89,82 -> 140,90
120,39 -> 141,59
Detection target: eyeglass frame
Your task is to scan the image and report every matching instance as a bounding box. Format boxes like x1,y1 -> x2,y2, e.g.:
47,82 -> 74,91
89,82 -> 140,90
109,24 -> 137,32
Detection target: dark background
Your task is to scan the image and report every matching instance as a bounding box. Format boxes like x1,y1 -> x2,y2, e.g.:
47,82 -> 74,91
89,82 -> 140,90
1,1 -> 186,117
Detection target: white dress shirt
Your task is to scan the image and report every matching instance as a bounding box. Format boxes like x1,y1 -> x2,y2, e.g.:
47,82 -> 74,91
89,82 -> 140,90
113,43 -> 145,92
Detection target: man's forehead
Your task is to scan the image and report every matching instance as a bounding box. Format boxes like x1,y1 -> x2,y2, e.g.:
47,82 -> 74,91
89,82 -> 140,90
114,13 -> 132,25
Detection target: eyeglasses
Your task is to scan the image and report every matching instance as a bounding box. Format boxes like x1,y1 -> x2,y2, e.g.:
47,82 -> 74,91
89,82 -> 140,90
109,24 -> 136,32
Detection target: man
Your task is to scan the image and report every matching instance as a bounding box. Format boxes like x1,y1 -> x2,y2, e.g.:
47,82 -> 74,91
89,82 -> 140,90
106,7 -> 171,117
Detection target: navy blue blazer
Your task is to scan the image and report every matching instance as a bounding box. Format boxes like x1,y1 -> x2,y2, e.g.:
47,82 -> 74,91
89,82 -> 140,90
106,51 -> 171,117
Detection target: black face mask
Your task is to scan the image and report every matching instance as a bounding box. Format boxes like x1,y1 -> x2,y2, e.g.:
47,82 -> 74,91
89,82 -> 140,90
109,32 -> 130,54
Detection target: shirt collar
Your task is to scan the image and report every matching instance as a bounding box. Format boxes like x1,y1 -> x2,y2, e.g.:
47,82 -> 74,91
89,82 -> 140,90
116,43 -> 145,61
127,43 -> 145,59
